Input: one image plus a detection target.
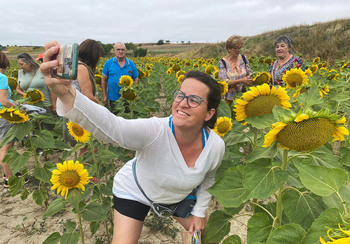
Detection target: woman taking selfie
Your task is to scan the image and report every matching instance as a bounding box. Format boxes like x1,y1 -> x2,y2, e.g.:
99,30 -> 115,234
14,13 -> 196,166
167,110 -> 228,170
41,41 -> 225,243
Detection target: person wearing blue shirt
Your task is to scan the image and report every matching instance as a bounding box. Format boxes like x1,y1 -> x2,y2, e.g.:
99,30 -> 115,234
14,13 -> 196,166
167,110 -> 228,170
0,51 -> 18,187
102,42 -> 139,114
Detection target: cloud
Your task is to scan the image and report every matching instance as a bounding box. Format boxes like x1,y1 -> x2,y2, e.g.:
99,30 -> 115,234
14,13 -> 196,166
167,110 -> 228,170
1,0 -> 349,45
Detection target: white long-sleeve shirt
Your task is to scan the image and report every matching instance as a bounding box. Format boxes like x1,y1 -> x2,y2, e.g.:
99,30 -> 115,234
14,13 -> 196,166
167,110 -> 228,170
57,91 -> 225,217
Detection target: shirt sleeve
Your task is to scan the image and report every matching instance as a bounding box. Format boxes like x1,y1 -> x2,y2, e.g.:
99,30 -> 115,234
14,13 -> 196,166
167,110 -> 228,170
218,60 -> 228,81
102,60 -> 109,77
0,75 -> 8,89
131,62 -> 139,80
56,90 -> 162,151
191,139 -> 225,217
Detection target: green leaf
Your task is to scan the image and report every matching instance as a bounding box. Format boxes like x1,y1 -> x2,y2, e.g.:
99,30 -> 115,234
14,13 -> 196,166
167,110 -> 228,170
266,223 -> 306,244
32,189 -> 48,206
247,212 -> 272,244
44,198 -> 65,217
323,185 -> 350,211
243,159 -> 289,200
9,176 -> 24,196
297,86 -> 323,108
208,166 -> 247,208
245,142 -> 278,164
64,220 -> 77,232
294,163 -> 349,196
339,147 -> 350,167
301,208 -> 341,244
33,167 -> 52,183
202,210 -> 231,243
8,151 -> 31,175
245,113 -> 276,130
100,184 -> 113,196
217,99 -> 232,118
67,188 -> 84,210
306,145 -> 343,168
82,202 -> 107,222
90,222 -> 100,235
282,189 -> 326,230
223,235 -> 241,244
20,189 -> 30,200
42,232 -> 61,244
11,122 -> 32,141
32,130 -> 56,149
98,150 -> 118,162
328,91 -> 350,102
60,232 -> 79,244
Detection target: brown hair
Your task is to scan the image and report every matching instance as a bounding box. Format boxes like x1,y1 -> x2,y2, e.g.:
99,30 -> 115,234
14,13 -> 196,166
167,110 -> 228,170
225,35 -> 243,51
17,53 -> 39,73
78,39 -> 103,72
0,51 -> 10,69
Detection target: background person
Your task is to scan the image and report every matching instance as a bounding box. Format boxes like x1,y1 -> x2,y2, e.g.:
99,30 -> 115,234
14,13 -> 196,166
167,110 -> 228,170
16,53 -> 56,113
268,35 -> 305,86
101,42 -> 139,114
0,51 -> 19,187
218,35 -> 253,105
62,39 -> 103,153
41,41 -> 224,243
35,53 -> 44,64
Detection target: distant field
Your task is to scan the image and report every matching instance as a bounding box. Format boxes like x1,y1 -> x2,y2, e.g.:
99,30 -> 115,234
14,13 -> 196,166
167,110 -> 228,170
135,43 -> 207,56
5,46 -> 45,61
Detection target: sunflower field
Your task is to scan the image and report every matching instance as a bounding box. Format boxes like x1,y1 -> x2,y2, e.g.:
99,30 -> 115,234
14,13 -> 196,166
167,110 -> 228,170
1,54 -> 350,244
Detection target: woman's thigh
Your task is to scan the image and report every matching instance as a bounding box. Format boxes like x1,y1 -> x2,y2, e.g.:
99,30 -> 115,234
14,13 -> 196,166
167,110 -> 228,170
112,210 -> 144,244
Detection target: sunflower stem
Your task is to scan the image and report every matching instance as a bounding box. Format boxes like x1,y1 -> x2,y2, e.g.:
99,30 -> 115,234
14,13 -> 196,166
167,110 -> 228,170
253,132 -> 257,149
335,191 -> 348,219
274,149 -> 289,228
27,132 -> 40,168
77,212 -> 85,244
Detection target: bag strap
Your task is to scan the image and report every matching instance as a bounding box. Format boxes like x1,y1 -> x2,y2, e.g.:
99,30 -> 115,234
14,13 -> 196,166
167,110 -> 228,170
132,159 -> 154,204
242,55 -> 247,65
24,71 -> 36,92
220,58 -> 227,69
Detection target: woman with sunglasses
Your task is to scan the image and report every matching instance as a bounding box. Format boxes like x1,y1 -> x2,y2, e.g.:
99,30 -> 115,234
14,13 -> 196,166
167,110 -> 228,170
41,41 -> 225,243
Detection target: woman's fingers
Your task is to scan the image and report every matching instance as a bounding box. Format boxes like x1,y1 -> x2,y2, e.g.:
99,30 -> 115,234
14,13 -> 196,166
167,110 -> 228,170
44,40 -> 60,51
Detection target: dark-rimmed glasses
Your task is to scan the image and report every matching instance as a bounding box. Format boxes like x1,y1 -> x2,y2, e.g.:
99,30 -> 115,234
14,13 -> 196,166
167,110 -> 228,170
115,48 -> 126,52
173,90 -> 206,108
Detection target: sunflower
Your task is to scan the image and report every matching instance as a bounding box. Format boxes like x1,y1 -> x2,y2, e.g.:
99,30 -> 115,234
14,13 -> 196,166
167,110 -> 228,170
177,75 -> 185,84
94,74 -> 102,86
172,64 -> 181,72
292,87 -> 308,98
305,69 -> 313,77
24,89 -> 45,104
263,112 -> 349,151
138,69 -> 146,79
310,65 -> 318,74
50,160 -> 91,199
213,70 -> 219,79
320,224 -> 350,244
176,70 -> 186,79
0,107 -> 29,123
319,86 -> 330,98
193,63 -> 199,69
166,68 -> 172,75
218,80 -> 228,96
119,75 -> 133,87
8,77 -> 18,91
313,57 -> 320,63
282,68 -> 308,89
12,70 -> 18,78
66,121 -> 91,143
205,66 -> 214,75
233,84 -> 291,122
253,72 -> 271,85
213,117 -> 232,137
121,88 -> 137,101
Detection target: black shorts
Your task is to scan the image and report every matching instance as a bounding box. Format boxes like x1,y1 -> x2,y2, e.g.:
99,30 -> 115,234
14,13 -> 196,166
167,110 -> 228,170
113,195 -> 150,221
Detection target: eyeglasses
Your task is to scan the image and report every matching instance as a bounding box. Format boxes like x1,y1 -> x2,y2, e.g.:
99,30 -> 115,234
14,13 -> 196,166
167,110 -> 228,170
173,90 -> 206,108
115,48 -> 126,52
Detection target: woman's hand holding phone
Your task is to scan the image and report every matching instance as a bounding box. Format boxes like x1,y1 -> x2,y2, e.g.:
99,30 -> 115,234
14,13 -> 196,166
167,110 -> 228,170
40,41 -> 76,111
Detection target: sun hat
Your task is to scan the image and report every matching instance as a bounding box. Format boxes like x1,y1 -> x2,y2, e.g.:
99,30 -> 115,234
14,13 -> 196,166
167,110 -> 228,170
35,53 -> 44,60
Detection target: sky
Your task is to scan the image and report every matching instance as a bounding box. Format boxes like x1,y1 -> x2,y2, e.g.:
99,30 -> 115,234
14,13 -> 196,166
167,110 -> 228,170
2,0 -> 350,46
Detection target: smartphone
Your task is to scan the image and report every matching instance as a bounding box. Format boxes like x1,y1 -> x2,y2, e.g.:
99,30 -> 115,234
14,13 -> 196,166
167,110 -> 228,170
51,43 -> 78,80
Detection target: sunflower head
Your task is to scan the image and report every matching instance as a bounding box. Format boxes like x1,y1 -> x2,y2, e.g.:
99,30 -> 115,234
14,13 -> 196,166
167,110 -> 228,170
24,89 -> 45,104
313,57 -> 320,63
218,80 -> 228,96
172,64 -> 181,72
119,75 -> 133,87
0,107 -> 29,123
67,121 -> 91,143
12,70 -> 18,78
50,160 -> 92,199
213,117 -> 233,137
233,84 -> 291,122
320,224 -> 350,244
263,110 -> 349,151
121,88 -> 137,101
8,77 -> 18,91
282,68 -> 308,89
166,68 -> 173,75
138,69 -> 146,79
94,74 -> 102,86
176,70 -> 186,79
310,65 -> 318,74
177,75 -> 185,84
253,72 -> 271,85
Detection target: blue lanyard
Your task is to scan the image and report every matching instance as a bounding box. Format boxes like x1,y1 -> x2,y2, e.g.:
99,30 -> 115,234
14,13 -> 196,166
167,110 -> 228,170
169,116 -> 208,148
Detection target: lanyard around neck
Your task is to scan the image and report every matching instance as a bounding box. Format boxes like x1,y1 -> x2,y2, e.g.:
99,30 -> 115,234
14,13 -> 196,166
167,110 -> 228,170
169,116 -> 208,148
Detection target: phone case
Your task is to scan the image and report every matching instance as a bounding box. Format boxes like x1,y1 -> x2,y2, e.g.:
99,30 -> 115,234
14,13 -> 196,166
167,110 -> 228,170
53,43 -> 78,80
